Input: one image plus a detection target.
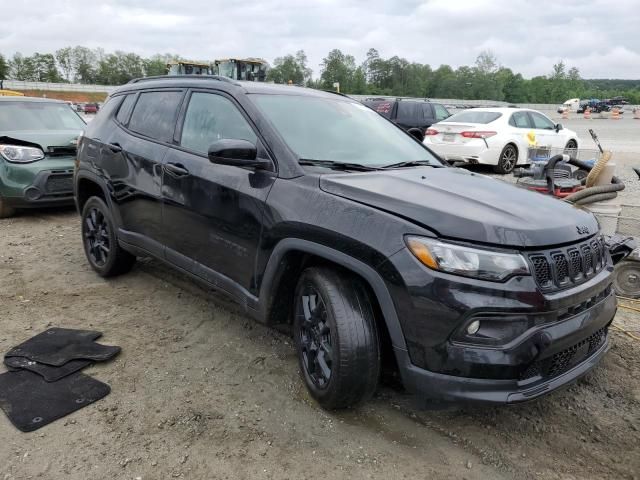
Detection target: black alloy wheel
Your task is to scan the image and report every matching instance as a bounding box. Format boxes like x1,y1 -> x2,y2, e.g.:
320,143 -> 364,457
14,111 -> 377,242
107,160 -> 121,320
84,207 -> 111,267
81,196 -> 135,277
293,268 -> 380,409
297,285 -> 333,389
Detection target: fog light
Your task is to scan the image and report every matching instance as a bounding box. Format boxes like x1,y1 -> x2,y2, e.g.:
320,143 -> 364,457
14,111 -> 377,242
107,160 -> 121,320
467,320 -> 480,335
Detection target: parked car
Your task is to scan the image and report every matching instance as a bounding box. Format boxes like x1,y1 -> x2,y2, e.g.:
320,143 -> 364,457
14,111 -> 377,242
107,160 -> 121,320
83,103 -> 99,114
577,99 -> 611,114
0,97 -> 85,217
362,98 -> 451,141
423,108 -> 579,173
75,77 -> 614,409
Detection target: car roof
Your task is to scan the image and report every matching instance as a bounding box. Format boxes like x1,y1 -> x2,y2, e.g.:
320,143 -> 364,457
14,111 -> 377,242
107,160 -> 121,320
112,76 -> 346,100
453,107 -> 535,114
0,96 -> 67,104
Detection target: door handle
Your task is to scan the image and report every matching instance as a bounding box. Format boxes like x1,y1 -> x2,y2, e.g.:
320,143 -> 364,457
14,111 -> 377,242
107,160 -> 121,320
164,162 -> 190,177
106,142 -> 122,153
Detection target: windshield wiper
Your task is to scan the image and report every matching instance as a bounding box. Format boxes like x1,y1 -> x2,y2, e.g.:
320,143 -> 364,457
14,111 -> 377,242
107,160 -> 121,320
381,160 -> 441,169
298,159 -> 382,171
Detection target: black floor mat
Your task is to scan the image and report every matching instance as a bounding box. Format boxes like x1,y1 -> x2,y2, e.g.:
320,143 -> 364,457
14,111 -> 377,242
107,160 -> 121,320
4,357 -> 92,382
5,328 -> 120,366
0,370 -> 110,432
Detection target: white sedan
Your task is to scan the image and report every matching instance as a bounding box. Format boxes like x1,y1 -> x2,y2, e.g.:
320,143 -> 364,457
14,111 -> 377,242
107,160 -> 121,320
423,108 -> 579,173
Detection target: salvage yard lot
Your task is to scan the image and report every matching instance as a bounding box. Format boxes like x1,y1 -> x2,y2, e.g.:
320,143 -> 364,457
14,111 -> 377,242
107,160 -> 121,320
1,208 -> 639,480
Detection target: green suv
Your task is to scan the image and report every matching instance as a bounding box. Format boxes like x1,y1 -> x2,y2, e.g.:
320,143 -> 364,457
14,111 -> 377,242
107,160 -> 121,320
0,97 -> 85,218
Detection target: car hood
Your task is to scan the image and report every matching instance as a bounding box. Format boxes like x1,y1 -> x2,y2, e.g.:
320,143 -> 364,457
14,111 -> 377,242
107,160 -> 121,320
319,167 -> 599,248
0,130 -> 82,151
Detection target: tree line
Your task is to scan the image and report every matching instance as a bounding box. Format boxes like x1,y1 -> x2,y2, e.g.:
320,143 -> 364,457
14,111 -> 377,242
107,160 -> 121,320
1,46 -> 639,104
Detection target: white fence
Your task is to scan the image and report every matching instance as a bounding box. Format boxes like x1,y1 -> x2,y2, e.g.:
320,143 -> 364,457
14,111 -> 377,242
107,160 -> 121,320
0,80 -> 115,93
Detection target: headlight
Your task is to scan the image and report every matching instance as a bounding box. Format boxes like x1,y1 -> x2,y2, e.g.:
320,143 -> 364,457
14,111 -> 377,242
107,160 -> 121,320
405,236 -> 530,282
0,144 -> 45,163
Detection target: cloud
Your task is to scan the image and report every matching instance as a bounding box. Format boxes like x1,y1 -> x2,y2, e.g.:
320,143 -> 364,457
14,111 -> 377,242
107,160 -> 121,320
0,0 -> 638,79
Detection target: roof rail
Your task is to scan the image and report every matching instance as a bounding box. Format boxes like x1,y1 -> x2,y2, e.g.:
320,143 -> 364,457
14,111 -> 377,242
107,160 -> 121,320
127,75 -> 239,85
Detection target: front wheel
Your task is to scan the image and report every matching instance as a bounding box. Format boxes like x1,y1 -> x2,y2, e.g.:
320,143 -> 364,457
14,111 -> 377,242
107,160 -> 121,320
494,144 -> 518,174
81,196 -> 136,277
294,267 -> 380,409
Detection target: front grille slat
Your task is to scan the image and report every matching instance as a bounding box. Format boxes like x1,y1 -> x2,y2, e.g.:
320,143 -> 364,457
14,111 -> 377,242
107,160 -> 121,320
529,237 -> 608,292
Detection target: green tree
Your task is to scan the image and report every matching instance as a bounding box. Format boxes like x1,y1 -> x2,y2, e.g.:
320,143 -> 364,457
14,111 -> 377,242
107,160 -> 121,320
71,46 -> 97,83
267,50 -> 312,85
144,54 -> 173,77
55,47 -> 74,82
319,49 -> 356,92
0,54 -> 8,80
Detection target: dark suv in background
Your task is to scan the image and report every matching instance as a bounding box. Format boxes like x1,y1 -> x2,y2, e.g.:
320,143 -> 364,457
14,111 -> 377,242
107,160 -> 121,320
362,98 -> 451,141
74,76 -> 615,409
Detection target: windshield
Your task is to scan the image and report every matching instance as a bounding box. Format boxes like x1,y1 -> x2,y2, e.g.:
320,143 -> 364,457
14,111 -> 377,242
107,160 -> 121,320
0,101 -> 86,131
251,94 -> 441,166
217,61 -> 235,79
442,111 -> 502,124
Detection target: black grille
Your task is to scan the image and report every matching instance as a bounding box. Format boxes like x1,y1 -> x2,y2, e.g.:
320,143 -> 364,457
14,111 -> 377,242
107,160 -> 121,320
520,326 -> 608,380
528,237 -> 608,292
47,146 -> 77,157
45,175 -> 73,193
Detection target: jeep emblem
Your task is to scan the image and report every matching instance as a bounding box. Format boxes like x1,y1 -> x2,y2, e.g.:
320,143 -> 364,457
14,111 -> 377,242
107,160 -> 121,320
576,225 -> 589,235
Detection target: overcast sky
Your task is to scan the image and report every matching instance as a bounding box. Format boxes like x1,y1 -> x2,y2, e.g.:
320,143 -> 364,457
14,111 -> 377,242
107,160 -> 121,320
2,0 -> 639,79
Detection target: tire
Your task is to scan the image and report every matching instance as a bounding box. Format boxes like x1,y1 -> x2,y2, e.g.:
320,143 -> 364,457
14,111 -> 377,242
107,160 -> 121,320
613,261 -> 640,298
564,139 -> 578,154
293,267 -> 380,409
494,144 -> 518,174
0,195 -> 16,219
81,196 -> 135,277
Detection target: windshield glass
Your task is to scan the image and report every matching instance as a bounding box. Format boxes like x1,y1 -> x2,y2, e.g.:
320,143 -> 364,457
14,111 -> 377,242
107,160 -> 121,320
217,61 -> 235,79
252,95 -> 441,166
0,101 -> 86,131
442,111 -> 502,124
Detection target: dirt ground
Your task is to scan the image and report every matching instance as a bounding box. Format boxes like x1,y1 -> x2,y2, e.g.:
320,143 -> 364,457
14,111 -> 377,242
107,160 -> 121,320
1,204 -> 639,479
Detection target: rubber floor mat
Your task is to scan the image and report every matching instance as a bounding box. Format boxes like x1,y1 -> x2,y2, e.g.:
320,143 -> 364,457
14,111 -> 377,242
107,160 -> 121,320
5,328 -> 120,366
0,370 -> 110,432
4,357 -> 92,382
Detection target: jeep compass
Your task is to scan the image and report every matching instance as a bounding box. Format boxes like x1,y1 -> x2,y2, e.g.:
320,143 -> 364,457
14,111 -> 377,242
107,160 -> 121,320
74,76 -> 615,409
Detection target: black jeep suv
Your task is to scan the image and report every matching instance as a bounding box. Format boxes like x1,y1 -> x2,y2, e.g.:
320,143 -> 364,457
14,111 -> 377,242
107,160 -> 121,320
74,76 -> 615,409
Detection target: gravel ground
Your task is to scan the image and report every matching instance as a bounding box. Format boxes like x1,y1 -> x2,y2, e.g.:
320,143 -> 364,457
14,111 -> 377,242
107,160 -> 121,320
0,202 -> 639,479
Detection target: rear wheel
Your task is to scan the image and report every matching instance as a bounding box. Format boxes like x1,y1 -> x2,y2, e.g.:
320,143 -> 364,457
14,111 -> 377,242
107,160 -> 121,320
0,195 -> 16,219
494,144 -> 518,174
81,196 -> 135,277
294,267 -> 380,409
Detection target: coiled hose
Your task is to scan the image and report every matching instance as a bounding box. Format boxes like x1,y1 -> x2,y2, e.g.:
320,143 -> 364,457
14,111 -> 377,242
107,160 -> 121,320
562,153 -> 624,205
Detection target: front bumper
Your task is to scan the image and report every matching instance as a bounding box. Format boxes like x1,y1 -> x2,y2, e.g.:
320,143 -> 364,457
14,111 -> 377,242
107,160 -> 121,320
1,166 -> 75,208
384,246 -> 616,404
396,336 -> 609,404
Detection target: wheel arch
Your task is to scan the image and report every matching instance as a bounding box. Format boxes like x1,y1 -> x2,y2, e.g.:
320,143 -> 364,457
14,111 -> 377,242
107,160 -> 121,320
258,239 -> 408,355
75,171 -> 109,213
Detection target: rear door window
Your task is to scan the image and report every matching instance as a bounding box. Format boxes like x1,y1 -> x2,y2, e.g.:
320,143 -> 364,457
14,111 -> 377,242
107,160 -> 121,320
115,94 -> 137,125
180,92 -> 257,155
127,90 -> 184,143
421,103 -> 434,121
509,111 -> 531,128
396,101 -> 423,125
433,104 -> 451,121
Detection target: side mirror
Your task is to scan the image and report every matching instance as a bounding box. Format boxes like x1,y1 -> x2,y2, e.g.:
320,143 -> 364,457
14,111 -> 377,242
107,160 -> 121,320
555,123 -> 563,132
407,127 -> 424,142
208,139 -> 270,170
